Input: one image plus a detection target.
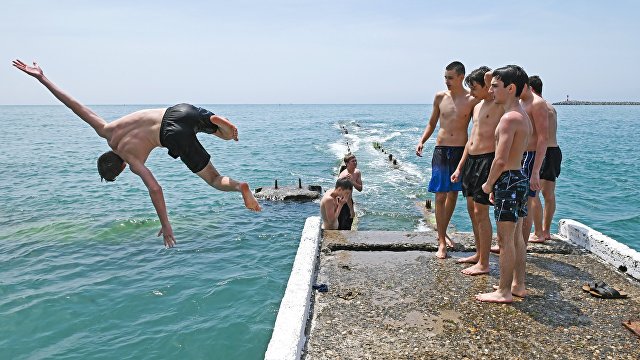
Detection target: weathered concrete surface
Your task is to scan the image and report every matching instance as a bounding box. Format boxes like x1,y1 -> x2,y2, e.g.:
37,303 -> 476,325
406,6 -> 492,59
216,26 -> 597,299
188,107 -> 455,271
266,217 -> 322,360
559,219 -> 640,280
322,230 -> 576,255
305,231 -> 640,359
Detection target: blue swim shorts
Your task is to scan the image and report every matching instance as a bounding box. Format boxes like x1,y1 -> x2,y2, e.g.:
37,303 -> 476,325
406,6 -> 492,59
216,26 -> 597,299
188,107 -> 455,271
428,146 -> 464,193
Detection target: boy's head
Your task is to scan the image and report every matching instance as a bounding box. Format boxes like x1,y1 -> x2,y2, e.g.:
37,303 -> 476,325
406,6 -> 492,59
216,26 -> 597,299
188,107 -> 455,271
97,151 -> 126,182
465,66 -> 492,98
529,75 -> 543,96
444,61 -> 465,89
491,65 -> 529,102
343,154 -> 357,169
334,178 -> 353,197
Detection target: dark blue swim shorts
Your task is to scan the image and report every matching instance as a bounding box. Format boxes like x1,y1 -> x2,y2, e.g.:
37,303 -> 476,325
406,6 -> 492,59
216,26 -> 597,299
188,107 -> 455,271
520,151 -> 536,197
428,146 -> 464,193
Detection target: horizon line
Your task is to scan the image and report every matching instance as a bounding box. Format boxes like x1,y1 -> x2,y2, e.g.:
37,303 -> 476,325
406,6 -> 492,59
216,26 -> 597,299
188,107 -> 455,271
0,103 -> 434,106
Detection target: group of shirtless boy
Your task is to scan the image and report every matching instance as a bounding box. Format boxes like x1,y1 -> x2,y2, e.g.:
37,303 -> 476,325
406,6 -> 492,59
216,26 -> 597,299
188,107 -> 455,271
416,61 -> 562,303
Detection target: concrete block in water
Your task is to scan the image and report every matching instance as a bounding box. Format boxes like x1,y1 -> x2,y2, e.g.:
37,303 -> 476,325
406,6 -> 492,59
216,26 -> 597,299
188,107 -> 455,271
254,186 -> 321,201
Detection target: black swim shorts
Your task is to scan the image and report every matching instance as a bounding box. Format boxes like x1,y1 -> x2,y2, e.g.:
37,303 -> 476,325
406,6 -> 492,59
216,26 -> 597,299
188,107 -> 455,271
540,146 -> 562,182
493,170 -> 529,222
461,152 -> 495,205
337,204 -> 353,230
521,151 -> 536,197
159,103 -> 219,173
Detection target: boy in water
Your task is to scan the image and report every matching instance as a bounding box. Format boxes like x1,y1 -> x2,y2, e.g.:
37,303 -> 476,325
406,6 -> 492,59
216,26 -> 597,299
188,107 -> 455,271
13,60 -> 261,248
337,154 -> 363,230
476,65 -> 531,303
320,179 -> 353,230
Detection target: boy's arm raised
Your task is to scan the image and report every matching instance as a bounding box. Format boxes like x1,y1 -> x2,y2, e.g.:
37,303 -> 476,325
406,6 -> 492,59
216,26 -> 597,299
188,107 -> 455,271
12,59 -> 108,138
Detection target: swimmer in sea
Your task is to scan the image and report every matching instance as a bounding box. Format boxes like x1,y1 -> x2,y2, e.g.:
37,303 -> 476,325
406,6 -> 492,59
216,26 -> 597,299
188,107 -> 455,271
320,179 -> 353,230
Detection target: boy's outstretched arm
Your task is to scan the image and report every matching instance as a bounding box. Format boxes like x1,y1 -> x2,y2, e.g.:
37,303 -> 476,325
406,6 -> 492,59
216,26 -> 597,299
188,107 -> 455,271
12,59 -> 109,138
128,161 -> 176,248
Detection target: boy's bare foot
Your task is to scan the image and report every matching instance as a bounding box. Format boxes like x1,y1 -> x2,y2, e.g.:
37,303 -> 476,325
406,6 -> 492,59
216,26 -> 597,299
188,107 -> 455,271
475,290 -> 512,303
457,254 -> 479,264
239,183 -> 262,211
542,232 -> 552,240
528,233 -> 546,243
445,235 -> 455,248
436,244 -> 447,259
461,263 -> 489,276
492,284 -> 527,298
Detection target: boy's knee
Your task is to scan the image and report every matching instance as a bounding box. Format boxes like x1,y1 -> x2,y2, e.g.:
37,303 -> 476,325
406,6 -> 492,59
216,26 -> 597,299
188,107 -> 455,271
541,188 -> 555,199
474,206 -> 488,218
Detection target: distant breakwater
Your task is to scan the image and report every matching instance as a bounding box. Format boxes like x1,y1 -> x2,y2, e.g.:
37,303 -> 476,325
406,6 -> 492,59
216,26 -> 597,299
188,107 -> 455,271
553,100 -> 640,105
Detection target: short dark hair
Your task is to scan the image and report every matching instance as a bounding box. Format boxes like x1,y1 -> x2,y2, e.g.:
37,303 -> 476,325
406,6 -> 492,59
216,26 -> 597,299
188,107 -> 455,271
97,151 -> 125,182
529,75 -> 543,95
335,178 -> 353,191
492,65 -> 529,97
465,66 -> 492,87
446,61 -> 465,76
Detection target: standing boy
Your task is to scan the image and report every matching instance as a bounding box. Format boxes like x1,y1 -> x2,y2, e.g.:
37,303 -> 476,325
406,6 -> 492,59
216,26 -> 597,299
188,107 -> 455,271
451,66 -> 503,275
476,65 -> 531,303
416,61 -> 479,259
528,76 -> 562,242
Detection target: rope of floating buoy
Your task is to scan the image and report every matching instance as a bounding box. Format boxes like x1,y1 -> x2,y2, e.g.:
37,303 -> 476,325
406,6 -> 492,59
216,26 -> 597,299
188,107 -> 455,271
372,141 -> 400,167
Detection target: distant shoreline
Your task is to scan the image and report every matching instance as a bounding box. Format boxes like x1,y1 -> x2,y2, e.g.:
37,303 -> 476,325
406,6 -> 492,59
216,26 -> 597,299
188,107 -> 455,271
553,100 -> 640,105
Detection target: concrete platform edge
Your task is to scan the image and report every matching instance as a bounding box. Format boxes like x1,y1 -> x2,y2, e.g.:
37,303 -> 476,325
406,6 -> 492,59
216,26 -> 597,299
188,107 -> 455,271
559,218 -> 640,280
264,216 -> 322,360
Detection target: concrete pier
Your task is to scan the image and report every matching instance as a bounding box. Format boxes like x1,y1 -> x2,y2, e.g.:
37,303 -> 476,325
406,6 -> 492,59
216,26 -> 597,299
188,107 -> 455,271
266,218 -> 640,359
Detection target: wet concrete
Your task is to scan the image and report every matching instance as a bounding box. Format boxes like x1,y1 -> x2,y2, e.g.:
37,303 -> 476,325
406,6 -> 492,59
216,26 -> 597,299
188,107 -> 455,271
305,231 -> 640,359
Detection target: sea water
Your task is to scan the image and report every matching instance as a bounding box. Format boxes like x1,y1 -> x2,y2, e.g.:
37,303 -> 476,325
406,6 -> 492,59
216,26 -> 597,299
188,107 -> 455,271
1,104 -> 638,359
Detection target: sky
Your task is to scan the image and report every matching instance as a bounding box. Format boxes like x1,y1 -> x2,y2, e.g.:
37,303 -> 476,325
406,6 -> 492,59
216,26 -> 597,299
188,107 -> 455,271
2,0 -> 639,104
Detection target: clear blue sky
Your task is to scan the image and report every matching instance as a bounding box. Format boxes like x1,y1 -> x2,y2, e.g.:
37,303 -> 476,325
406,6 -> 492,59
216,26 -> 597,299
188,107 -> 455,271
2,0 -> 638,104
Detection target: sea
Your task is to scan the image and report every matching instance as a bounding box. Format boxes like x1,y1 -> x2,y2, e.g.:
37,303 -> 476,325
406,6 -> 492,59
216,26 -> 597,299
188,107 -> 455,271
1,104 -> 638,359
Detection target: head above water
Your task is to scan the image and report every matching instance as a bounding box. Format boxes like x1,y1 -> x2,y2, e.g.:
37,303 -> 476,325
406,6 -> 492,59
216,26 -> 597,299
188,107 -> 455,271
492,65 -> 529,98
97,151 -> 125,182
529,75 -> 543,96
343,153 -> 357,165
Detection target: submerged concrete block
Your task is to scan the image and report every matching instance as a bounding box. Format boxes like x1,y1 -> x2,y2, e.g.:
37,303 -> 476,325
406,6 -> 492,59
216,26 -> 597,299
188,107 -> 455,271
559,219 -> 640,280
